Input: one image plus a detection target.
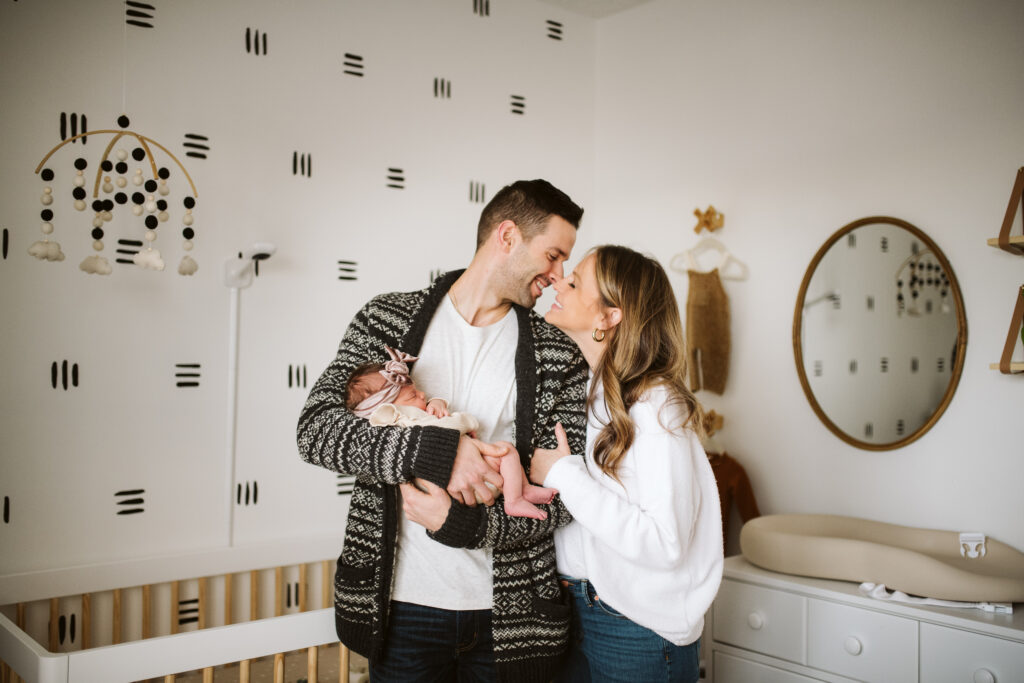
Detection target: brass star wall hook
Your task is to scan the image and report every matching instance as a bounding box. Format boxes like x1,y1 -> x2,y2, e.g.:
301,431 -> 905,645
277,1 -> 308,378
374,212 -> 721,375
693,205 -> 724,234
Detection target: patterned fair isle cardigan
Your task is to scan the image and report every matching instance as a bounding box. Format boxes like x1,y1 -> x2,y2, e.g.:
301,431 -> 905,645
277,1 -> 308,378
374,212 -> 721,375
296,270 -> 588,683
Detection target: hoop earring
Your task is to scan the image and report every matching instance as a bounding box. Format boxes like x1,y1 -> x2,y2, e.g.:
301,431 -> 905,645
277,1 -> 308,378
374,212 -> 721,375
592,328 -> 606,342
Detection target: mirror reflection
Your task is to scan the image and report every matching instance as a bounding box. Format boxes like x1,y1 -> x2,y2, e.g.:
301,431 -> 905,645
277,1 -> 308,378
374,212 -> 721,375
793,217 -> 967,450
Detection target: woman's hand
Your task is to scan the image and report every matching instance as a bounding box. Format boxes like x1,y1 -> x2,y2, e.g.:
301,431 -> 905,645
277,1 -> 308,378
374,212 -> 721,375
529,422 -> 571,485
400,479 -> 452,532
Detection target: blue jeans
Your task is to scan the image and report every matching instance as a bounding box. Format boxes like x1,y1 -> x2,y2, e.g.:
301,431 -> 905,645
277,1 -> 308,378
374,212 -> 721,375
558,576 -> 700,683
369,601 -> 496,682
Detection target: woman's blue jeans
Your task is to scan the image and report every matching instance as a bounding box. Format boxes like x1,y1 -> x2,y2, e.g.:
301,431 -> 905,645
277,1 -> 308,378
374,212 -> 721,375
558,576 -> 701,683
369,601 -> 495,682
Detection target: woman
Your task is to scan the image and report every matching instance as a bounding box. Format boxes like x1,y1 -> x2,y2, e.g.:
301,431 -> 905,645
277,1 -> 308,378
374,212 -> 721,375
530,244 -> 724,682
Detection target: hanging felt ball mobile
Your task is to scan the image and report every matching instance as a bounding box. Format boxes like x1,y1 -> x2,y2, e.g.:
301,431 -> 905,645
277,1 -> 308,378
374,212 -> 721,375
178,195 -> 198,276
33,116 -> 199,276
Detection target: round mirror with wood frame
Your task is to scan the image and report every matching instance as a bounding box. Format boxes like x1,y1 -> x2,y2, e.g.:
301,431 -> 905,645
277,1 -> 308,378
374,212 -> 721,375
793,216 -> 967,450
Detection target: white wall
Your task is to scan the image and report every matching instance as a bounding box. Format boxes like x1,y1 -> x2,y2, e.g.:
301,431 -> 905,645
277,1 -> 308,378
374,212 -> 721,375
0,0 -> 596,579
594,0 -> 1024,550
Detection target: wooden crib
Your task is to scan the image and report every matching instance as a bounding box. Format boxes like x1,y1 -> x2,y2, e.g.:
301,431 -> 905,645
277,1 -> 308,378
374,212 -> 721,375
0,537 -> 358,683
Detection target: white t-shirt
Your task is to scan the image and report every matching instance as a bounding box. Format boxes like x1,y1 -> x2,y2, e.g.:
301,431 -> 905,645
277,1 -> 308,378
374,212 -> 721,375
548,379 -> 724,645
390,295 -> 518,609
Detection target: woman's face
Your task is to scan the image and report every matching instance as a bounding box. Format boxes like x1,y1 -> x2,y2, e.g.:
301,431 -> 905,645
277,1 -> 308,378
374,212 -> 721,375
545,253 -> 607,337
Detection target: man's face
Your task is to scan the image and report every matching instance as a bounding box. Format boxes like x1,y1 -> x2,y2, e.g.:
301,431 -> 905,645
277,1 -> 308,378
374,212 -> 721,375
503,215 -> 577,308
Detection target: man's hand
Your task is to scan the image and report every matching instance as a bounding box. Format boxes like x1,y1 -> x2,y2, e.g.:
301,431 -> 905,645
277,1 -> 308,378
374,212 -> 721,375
529,423 -> 571,485
449,436 -> 508,506
401,479 -> 452,532
426,398 -> 450,418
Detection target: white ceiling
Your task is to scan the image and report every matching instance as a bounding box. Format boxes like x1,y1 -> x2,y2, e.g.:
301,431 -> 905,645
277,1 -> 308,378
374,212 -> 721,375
536,0 -> 655,19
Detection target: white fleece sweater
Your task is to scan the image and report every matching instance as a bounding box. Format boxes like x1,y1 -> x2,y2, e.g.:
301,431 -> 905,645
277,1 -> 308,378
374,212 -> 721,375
546,381 -> 723,645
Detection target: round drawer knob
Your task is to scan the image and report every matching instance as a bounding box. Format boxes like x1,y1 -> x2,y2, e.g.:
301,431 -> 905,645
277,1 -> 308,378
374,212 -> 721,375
747,612 -> 764,630
973,668 -> 995,683
843,636 -> 863,656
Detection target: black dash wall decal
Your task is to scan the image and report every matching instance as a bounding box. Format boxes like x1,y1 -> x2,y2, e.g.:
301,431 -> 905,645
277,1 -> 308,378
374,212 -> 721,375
175,363 -> 201,388
847,233 -> 857,248
236,481 -> 258,505
288,364 -> 308,388
510,95 -> 526,115
60,113 -> 88,143
880,236 -> 889,253
434,78 -> 452,98
292,152 -> 312,177
285,582 -> 300,608
429,269 -> 442,284
473,0 -> 490,17
2,228 -> 8,259
813,360 -> 822,377
115,489 -> 145,515
386,168 -> 405,189
343,53 -> 364,77
911,357 -> 919,372
50,360 -> 79,390
864,423 -> 874,438
896,419 -> 905,436
469,181 -> 485,203
183,133 -> 209,159
337,475 -> 355,496
115,238 -> 142,265
337,260 -> 357,281
937,357 -> 945,372
546,20 -> 563,40
880,357 -> 889,373
245,27 -> 268,55
3,496 -> 9,524
125,1 -> 155,28
866,295 -> 874,311
848,360 -> 857,374
178,598 -> 199,626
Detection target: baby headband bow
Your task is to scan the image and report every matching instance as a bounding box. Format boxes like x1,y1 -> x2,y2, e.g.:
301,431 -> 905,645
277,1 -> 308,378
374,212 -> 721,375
352,346 -> 418,418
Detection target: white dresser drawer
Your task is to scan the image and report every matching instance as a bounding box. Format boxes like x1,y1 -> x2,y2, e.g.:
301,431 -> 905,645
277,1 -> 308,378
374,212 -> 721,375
714,652 -> 824,683
920,622 -> 1024,683
807,598 -> 917,682
713,579 -> 807,664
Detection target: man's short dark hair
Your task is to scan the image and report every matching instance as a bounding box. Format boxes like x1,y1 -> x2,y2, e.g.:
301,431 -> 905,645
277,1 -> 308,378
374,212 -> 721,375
476,179 -> 583,250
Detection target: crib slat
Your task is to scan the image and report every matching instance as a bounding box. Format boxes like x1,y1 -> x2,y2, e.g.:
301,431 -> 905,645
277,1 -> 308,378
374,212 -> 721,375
202,667 -> 213,683
274,567 -> 283,617
112,589 -> 122,644
142,584 -> 152,639
321,560 -> 330,608
341,643 -> 351,683
307,645 -> 318,681
48,598 -> 58,651
239,659 -> 251,683
198,577 -> 207,630
273,653 -> 285,683
224,572 -> 234,625
170,581 -> 180,635
13,604 -> 25,683
250,570 -> 258,619
299,563 -> 308,612
81,593 -> 91,650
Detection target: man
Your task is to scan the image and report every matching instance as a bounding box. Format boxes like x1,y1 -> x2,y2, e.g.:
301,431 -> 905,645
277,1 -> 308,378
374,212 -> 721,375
296,179 -> 588,682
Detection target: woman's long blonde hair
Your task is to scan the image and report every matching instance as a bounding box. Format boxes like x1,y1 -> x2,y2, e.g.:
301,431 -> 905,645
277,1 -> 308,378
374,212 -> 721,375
589,245 -> 705,480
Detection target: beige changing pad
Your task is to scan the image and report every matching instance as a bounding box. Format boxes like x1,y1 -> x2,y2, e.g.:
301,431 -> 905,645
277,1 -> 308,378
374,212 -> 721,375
740,514 -> 1024,603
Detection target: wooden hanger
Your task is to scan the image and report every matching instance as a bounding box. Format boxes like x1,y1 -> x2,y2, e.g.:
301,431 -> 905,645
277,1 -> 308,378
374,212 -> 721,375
670,236 -> 749,281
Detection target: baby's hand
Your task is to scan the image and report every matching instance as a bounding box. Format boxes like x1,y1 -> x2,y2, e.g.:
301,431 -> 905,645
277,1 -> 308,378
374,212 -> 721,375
426,398 -> 450,418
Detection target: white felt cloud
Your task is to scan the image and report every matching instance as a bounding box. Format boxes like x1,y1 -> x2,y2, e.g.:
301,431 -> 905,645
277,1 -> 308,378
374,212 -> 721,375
133,247 -> 165,271
79,254 -> 112,275
28,240 -> 65,261
178,254 -> 198,276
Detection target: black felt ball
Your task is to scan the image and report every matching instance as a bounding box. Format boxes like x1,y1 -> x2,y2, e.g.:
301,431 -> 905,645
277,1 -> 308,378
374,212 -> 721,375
183,227 -> 195,239
92,200 -> 104,212
132,192 -> 145,204
92,228 -> 104,240
156,199 -> 167,211
74,158 -> 87,170
132,147 -> 145,161
144,180 -> 157,192
72,187 -> 86,200
183,196 -> 196,209
117,115 -> 130,128
158,167 -> 169,179
115,162 -> 128,174
145,215 -> 158,229
41,169 -> 54,181
101,160 -> 113,172
115,192 -> 128,204
41,209 -> 53,221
